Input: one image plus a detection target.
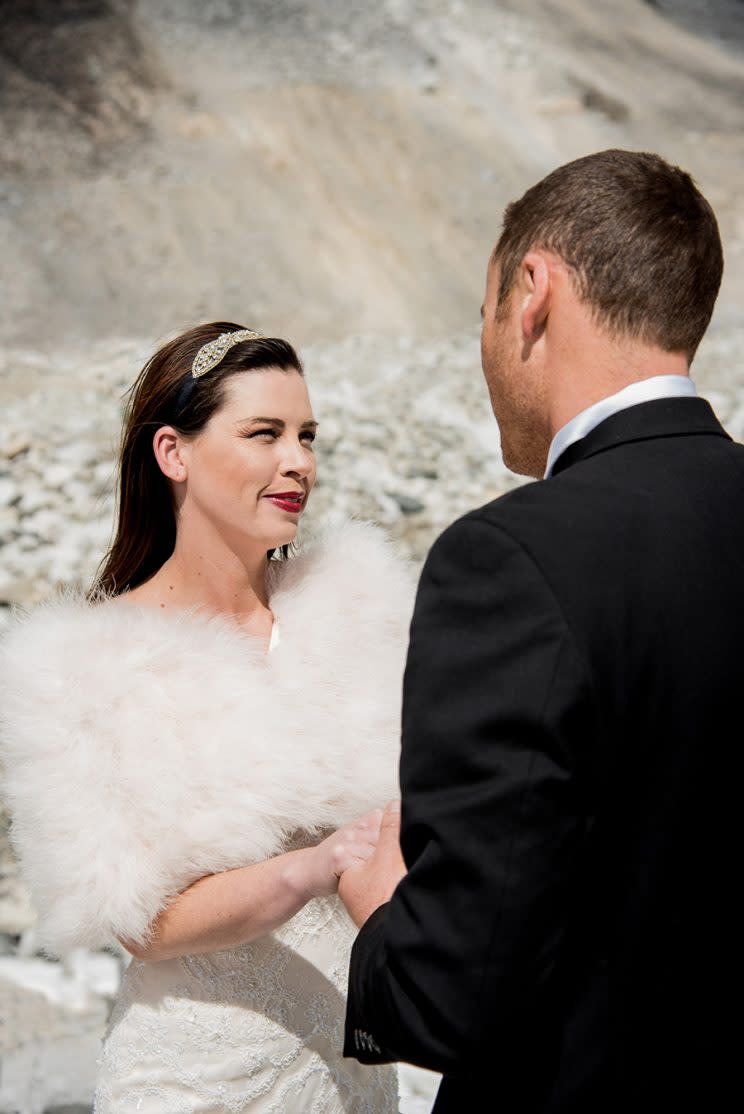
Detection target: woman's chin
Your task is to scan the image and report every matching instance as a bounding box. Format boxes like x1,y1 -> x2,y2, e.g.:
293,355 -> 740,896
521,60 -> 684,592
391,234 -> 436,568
266,523 -> 300,550
241,507 -> 304,552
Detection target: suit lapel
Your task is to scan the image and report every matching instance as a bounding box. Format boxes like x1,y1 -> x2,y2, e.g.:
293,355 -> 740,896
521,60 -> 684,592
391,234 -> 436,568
550,397 -> 731,477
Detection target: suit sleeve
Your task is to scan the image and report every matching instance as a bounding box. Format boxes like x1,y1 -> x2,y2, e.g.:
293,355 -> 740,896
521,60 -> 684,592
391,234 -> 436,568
344,512 -> 596,1075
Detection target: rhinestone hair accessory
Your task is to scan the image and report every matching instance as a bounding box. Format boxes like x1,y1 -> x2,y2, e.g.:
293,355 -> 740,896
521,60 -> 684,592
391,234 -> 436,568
191,328 -> 263,379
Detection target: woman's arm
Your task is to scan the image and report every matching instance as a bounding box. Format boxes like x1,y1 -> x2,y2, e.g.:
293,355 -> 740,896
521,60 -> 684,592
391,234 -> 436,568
122,810 -> 382,962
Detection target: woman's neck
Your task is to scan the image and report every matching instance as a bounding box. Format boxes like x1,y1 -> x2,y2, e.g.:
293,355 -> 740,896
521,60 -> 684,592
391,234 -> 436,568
121,534 -> 275,641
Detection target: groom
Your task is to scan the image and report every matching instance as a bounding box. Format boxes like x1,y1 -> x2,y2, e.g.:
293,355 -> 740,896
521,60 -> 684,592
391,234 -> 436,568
338,150 -> 739,1111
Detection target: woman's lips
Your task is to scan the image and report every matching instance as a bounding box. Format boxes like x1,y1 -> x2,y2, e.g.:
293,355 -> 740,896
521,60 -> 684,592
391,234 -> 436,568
264,492 -> 304,513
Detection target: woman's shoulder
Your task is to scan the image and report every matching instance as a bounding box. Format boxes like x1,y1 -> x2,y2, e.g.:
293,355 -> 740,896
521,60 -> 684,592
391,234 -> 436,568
0,586 -> 260,707
0,592 -> 126,732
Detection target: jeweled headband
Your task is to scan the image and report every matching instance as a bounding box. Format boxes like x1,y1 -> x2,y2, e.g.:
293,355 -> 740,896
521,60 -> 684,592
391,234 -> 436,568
173,328 -> 263,417
191,328 -> 263,378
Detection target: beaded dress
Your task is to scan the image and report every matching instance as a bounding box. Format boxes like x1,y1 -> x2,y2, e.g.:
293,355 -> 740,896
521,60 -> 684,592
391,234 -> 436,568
96,870 -> 398,1111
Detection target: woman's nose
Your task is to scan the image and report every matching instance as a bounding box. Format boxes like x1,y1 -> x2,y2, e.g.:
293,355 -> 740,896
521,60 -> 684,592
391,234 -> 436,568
280,439 -> 312,476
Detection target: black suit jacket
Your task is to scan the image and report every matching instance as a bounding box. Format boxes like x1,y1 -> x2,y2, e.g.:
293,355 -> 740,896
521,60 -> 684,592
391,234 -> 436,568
344,397 -> 742,1112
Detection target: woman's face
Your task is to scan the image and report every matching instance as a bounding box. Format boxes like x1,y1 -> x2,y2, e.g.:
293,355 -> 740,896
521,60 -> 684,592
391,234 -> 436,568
176,367 -> 317,552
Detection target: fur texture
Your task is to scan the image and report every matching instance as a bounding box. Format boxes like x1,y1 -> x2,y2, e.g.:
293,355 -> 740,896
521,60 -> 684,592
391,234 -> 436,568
0,521 -> 414,957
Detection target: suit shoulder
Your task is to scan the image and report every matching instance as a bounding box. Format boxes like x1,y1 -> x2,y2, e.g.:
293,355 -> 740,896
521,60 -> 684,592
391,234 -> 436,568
431,480 -> 567,553
424,487 -> 566,592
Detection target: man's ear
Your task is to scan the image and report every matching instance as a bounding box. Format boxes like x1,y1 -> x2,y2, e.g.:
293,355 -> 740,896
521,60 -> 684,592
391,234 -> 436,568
153,426 -> 187,483
520,252 -> 552,343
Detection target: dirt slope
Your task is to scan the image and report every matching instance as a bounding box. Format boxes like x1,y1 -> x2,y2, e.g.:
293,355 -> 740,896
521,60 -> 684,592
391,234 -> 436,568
0,0 -> 742,349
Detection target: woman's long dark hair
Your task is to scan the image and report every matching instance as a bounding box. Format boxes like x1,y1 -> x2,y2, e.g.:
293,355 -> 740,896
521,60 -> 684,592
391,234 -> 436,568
90,322 -> 304,599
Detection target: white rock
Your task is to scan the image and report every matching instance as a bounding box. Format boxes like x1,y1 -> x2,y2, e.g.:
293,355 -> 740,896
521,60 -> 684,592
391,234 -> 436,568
22,509 -> 64,540
0,566 -> 17,597
399,1064 -> 442,1112
0,433 -> 31,460
0,478 -> 18,507
0,574 -> 41,605
56,441 -> 101,469
0,952 -> 121,1013
16,535 -> 42,552
43,463 -> 79,490
18,487 -> 53,515
0,505 -> 20,533
92,460 -> 116,488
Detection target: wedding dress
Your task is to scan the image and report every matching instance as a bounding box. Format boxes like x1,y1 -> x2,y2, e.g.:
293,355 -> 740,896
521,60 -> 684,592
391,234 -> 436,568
0,522 -> 411,1114
95,889 -> 398,1113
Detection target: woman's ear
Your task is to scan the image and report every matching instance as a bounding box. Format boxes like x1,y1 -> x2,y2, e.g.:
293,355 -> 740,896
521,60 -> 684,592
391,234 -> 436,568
153,426 -> 187,483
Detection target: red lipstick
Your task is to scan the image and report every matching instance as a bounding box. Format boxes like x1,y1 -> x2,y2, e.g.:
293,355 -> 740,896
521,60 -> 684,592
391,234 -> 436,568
264,491 -> 304,513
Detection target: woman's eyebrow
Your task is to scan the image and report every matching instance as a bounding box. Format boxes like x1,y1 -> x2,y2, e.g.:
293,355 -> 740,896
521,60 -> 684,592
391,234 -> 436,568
235,417 -> 319,429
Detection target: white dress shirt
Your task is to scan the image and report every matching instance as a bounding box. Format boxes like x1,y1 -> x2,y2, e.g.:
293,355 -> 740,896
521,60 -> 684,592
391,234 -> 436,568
544,375 -> 698,479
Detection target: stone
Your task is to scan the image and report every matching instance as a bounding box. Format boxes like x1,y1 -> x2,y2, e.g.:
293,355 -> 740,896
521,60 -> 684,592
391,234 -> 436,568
0,433 -> 31,460
0,576 -> 47,606
388,491 -> 426,515
43,464 -> 79,491
23,509 -> 64,540
0,974 -> 105,1114
0,504 -> 21,533
0,880 -> 36,938
18,487 -> 53,515
0,477 -> 18,507
45,1106 -> 93,1114
0,931 -> 20,956
55,442 -> 101,470
399,1063 -> 442,1113
92,461 -> 115,490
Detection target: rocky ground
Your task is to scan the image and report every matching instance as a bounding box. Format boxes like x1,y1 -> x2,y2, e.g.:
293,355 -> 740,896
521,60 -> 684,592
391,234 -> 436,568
1,320 -> 743,1112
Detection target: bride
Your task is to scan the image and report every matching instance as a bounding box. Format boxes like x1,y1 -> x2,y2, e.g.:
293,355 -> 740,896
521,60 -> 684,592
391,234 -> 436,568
0,323 -> 412,1112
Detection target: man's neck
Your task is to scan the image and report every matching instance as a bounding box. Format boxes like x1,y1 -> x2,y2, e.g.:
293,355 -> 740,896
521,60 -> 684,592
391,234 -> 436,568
549,354 -> 690,440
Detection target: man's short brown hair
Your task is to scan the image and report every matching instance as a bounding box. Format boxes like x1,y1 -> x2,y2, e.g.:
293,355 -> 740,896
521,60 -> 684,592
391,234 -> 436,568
493,149 -> 723,360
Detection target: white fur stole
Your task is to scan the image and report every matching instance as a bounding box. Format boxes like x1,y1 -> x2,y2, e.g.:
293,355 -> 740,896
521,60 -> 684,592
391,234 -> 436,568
0,521 -> 414,956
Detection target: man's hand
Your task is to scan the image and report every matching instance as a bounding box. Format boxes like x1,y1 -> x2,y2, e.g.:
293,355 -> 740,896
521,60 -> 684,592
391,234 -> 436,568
338,799 -> 408,927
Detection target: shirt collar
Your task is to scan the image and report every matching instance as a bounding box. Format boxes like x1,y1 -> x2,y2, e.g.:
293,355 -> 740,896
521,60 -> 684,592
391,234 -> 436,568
544,375 -> 697,479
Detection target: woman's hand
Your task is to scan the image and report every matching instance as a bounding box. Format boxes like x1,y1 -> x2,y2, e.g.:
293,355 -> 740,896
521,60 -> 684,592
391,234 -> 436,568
298,809 -> 385,899
123,811 -> 386,962
338,799 -> 407,927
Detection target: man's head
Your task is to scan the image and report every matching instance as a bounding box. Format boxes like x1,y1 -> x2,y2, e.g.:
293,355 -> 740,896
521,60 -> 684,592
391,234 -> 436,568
480,149 -> 723,477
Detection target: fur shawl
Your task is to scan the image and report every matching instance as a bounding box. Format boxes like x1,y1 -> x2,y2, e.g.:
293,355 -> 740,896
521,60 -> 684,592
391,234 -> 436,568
0,521 -> 414,957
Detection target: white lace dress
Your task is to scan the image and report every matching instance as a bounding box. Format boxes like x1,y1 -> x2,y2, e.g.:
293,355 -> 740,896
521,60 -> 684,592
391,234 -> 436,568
94,891 -> 398,1113
94,625 -> 398,1113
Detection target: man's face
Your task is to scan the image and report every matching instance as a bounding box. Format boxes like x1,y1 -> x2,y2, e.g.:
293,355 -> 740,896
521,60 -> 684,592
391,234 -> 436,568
480,256 -> 548,478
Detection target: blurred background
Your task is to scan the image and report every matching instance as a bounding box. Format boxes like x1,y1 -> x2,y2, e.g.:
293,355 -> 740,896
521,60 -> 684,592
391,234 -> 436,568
1,2 -> 743,1111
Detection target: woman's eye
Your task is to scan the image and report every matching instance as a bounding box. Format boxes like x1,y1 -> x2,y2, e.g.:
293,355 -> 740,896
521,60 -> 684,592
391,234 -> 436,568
245,428 -> 315,445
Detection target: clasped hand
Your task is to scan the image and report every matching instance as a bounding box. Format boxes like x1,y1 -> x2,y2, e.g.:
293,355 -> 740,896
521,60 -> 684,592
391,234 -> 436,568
337,800 -> 408,927
305,800 -> 407,926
